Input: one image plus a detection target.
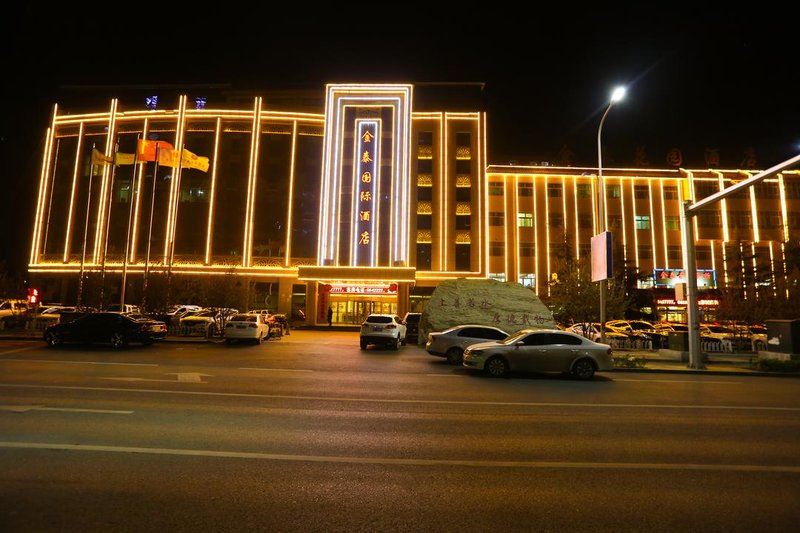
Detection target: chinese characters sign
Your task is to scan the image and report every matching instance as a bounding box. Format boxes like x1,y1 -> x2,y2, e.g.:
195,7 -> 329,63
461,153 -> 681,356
653,268 -> 716,289
353,120 -> 380,266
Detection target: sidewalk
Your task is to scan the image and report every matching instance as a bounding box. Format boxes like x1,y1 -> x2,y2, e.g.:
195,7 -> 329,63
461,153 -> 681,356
2,329 -> 798,377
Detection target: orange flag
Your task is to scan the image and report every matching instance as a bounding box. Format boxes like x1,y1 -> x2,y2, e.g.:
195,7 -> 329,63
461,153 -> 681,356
136,139 -> 174,162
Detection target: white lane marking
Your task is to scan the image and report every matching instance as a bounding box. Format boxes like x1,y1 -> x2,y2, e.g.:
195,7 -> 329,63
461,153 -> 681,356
425,374 -> 466,377
0,359 -> 156,367
0,345 -> 41,356
1,441 -> 798,473
0,405 -> 132,414
239,368 -> 313,373
169,373 -> 212,383
103,378 -> 181,383
1,383 -> 799,411
614,378 -> 741,385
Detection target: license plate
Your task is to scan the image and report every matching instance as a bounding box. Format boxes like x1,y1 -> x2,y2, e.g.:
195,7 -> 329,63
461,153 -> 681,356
373,326 -> 382,331
237,325 -> 246,329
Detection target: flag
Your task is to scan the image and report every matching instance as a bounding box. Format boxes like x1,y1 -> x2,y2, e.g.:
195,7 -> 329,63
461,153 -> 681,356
114,152 -> 136,166
136,139 -> 174,162
157,147 -> 180,168
156,147 -> 210,172
91,148 -> 112,165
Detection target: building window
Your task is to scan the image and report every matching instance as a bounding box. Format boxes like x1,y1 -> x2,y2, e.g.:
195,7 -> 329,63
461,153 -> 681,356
489,181 -> 504,196
455,132 -> 471,147
489,241 -> 504,256
637,277 -> 655,289
455,188 -> 470,202
489,212 -> 504,226
664,216 -> 680,230
547,183 -> 562,198
489,273 -> 506,282
578,214 -> 593,229
607,184 -> 621,198
519,274 -> 535,288
758,212 -> 782,229
455,215 -> 471,230
698,211 -> 722,228
638,244 -> 652,259
608,214 -> 622,230
668,245 -> 681,261
417,214 -> 432,230
418,131 -> 433,146
115,179 -> 132,203
455,159 -> 471,174
732,210 -> 752,229
694,181 -> 717,199
664,186 -> 679,200
635,215 -> 651,230
756,182 -> 780,199
576,184 -> 592,198
634,185 -> 648,199
179,187 -> 209,203
578,244 -> 591,257
549,243 -> 566,259
455,243 -> 470,271
549,213 -> 563,228
518,182 -> 533,197
416,243 -> 431,270
418,187 -> 432,202
785,182 -> 800,199
417,159 -> 432,173
520,242 -> 535,257
696,246 -> 711,260
518,212 -> 533,227
788,211 -> 800,229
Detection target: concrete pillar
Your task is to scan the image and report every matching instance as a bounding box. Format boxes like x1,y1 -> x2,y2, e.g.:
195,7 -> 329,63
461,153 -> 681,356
278,277 -> 293,316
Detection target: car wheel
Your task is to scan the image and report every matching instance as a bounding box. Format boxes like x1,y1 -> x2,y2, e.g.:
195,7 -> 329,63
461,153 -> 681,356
393,337 -> 400,351
485,356 -> 508,377
110,332 -> 127,349
571,359 -> 596,380
256,333 -> 263,344
360,340 -> 367,350
45,330 -> 62,347
401,337 -> 407,346
446,347 -> 463,365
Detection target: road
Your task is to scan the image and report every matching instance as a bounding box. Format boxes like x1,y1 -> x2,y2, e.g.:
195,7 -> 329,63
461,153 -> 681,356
1,332 -> 799,532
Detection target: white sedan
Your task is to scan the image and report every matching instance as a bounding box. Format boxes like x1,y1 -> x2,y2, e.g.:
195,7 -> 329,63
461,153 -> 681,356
224,313 -> 271,344
463,329 -> 613,380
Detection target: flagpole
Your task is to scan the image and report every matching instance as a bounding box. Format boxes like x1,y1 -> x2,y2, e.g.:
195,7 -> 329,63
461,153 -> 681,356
119,137 -> 142,310
77,143 -> 97,308
166,144 -> 184,309
99,139 -> 121,310
141,145 -> 160,312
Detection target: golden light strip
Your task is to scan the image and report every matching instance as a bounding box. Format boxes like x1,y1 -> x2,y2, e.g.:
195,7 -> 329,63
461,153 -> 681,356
561,176 -> 567,261
512,175 -> 518,283
544,176 -> 551,296
630,179 -> 639,270
590,176 -> 597,236
710,243 -> 717,284
204,117 -> 222,265
769,242 -> 777,297
778,173 -> 789,242
648,180 -> 657,267
93,99 -> 118,263
619,177 -> 628,266
31,119 -> 54,264
241,97 -> 261,266
284,120 -> 298,268
573,178 -> 580,259
129,118 -> 149,263
536,175 -> 543,296
443,112 -> 449,270
483,113 -> 489,277
659,180 -> 668,269
439,112 -> 445,270
739,171 -> 757,242
476,112 -> 484,275
781,241 -> 789,297
62,121 -> 85,263
164,95 -> 187,263
316,86 -> 335,262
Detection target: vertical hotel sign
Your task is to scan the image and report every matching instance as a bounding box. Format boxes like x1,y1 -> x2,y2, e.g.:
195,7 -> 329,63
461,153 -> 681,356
353,120 -> 380,266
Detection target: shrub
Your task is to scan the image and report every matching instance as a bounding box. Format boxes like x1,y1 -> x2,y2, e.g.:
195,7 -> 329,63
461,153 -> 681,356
758,358 -> 800,372
613,354 -> 647,368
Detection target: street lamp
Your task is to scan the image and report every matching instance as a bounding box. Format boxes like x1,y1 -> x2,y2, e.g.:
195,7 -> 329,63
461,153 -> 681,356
597,86 -> 626,344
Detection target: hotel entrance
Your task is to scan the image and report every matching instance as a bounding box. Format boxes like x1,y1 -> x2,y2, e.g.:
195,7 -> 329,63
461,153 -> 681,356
330,298 -> 398,325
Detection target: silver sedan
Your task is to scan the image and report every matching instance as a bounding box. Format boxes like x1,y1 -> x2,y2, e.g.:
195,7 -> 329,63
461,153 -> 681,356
425,325 -> 510,365
463,329 -> 613,380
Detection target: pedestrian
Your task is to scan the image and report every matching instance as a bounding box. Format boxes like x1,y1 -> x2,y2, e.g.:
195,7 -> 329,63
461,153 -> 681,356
327,306 -> 333,328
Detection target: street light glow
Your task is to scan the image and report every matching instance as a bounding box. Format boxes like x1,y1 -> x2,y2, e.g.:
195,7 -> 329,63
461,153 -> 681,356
611,86 -> 626,103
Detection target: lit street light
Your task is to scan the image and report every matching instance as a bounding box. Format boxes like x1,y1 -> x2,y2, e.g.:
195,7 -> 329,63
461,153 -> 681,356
596,86 -> 626,344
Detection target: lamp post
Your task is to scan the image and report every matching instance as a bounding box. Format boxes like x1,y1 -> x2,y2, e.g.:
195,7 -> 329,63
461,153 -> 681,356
596,86 -> 626,344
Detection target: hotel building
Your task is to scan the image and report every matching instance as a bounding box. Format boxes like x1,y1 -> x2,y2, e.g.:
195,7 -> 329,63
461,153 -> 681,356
28,84 -> 800,324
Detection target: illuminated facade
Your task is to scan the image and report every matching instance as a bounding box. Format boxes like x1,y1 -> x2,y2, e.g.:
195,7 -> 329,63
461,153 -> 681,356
28,84 -> 800,323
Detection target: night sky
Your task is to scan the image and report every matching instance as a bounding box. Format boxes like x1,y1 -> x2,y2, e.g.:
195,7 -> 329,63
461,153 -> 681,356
3,6 -> 797,279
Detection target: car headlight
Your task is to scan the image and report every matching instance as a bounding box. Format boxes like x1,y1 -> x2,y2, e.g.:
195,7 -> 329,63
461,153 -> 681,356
466,349 -> 484,357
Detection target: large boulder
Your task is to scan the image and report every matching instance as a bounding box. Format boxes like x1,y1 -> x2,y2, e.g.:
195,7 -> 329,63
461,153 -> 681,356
419,279 -> 555,341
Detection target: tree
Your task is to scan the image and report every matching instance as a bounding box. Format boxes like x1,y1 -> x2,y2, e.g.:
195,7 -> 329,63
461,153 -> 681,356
545,256 -> 630,325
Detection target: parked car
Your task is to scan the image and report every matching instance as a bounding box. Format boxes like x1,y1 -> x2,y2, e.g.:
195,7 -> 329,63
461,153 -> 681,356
224,313 -> 271,344
180,309 -> 221,336
462,329 -> 614,380
425,324 -> 510,365
165,304 -> 203,324
360,314 -> 407,350
43,312 -> 166,349
569,322 -> 629,343
106,303 -> 141,314
38,305 -> 77,323
402,312 -> 423,344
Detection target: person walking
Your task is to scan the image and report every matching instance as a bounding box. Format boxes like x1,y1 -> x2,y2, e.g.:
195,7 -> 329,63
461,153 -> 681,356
327,306 -> 333,328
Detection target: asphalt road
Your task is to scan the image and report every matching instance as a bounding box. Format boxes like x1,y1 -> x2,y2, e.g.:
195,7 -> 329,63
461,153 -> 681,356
1,332 -> 799,532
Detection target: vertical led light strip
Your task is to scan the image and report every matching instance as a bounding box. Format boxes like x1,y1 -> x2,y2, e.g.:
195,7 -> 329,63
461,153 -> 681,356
512,175 -> 518,283
242,96 -> 262,267
164,95 -> 188,265
713,171 -> 729,243
561,176 -> 567,259
630,179 -> 639,270
648,180 -> 657,267
284,120 -> 297,268
93,99 -> 118,263
619,177 -> 628,267
535,175 -> 541,295
439,112 -> 445,270
396,87 -> 412,265
778,174 -> 789,243
443,113 -> 449,270
544,176 -> 551,296
317,86 -> 336,262
129,118 -> 149,262
659,179 -> 668,269
590,177 -> 597,236
768,242 -> 777,297
204,117 -> 222,265
746,173 -> 760,243
573,179 -> 580,259
351,120 -> 380,266
710,243 -> 717,282
31,118 -> 54,265
482,113 -> 489,276
62,121 -> 85,263
476,113 -> 484,274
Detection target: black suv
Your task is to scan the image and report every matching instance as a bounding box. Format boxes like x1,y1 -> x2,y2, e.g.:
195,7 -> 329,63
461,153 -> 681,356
403,312 -> 423,344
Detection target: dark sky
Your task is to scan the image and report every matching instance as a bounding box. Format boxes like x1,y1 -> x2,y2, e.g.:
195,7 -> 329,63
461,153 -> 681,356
3,6 -> 797,278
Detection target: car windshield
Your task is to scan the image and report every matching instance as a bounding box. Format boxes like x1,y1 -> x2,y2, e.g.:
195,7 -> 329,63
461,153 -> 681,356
230,314 -> 256,322
500,330 -> 529,345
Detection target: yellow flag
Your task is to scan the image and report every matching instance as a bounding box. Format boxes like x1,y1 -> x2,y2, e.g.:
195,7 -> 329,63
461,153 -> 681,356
91,148 -> 112,165
181,148 -> 209,172
114,152 -> 136,166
